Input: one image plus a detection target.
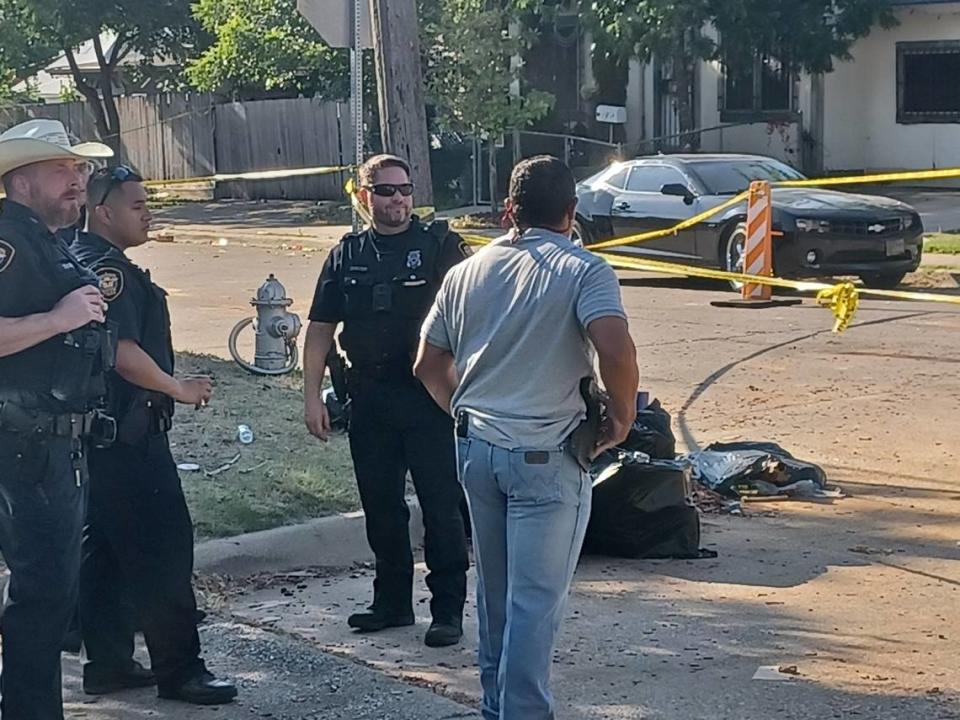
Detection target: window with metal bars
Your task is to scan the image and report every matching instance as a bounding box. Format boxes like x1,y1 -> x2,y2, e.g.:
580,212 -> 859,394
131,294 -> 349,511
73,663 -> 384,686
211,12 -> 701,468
897,41 -> 960,124
721,52 -> 798,121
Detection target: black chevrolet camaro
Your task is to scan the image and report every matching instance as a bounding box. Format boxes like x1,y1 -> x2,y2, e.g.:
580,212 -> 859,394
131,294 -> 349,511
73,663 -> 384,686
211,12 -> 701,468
573,154 -> 923,289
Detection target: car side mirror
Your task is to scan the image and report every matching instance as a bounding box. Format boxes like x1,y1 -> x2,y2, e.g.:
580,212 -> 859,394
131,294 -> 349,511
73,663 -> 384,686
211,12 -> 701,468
661,183 -> 695,205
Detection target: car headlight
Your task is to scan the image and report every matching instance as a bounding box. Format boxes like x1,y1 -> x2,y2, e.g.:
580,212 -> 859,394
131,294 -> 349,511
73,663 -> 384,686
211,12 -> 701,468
795,218 -> 830,233
904,215 -> 916,229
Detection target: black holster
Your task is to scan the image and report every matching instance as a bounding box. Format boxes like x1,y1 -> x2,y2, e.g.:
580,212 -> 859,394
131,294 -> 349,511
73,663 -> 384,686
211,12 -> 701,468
568,377 -> 607,472
116,391 -> 173,446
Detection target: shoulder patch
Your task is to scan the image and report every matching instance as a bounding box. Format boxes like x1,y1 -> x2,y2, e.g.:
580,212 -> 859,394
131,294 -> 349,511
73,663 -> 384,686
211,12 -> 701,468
97,267 -> 124,301
0,240 -> 14,273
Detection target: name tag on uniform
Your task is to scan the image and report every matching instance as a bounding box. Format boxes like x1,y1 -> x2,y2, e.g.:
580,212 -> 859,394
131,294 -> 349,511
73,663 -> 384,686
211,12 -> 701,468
401,279 -> 428,287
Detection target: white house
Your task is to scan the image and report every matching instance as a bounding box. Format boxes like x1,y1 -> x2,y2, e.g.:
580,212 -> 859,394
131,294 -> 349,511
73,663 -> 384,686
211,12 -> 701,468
13,32 -> 164,103
613,0 -> 960,176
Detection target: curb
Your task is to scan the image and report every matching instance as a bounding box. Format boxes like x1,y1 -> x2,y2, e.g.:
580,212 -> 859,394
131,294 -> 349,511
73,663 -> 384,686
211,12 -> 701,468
194,501 -> 425,576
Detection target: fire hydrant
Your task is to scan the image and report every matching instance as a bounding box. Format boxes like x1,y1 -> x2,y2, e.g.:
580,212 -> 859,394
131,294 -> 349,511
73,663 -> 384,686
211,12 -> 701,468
228,274 -> 302,375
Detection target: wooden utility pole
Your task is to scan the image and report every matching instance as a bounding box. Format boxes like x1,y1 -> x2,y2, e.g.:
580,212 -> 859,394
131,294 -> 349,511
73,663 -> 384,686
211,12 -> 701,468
369,0 -> 434,205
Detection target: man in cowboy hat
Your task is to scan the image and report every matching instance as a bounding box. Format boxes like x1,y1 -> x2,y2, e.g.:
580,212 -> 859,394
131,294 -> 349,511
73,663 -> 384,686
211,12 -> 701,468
0,118 -> 115,720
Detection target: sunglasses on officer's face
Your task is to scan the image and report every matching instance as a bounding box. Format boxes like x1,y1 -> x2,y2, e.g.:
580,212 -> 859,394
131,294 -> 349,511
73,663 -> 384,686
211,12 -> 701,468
90,165 -> 143,207
366,183 -> 415,198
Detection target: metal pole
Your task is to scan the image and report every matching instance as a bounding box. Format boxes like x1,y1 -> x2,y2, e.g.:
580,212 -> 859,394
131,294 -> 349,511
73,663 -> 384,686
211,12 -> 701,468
351,0 -> 363,232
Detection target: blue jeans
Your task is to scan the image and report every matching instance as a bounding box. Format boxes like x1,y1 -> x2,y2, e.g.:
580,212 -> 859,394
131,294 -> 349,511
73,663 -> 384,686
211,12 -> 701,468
457,434 -> 591,720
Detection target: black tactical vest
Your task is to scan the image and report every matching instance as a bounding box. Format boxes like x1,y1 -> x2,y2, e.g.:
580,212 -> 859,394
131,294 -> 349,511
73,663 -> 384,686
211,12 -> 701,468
338,221 -> 447,370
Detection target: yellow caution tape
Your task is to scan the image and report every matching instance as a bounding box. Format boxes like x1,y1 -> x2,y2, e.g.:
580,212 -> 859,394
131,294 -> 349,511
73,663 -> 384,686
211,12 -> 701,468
584,191 -> 749,252
779,166 -> 960,188
816,283 -> 860,333
145,164 -> 352,188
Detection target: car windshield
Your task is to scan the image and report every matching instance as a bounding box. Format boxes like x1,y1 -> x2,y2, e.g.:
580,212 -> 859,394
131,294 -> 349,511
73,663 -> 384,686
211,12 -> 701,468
689,159 -> 807,195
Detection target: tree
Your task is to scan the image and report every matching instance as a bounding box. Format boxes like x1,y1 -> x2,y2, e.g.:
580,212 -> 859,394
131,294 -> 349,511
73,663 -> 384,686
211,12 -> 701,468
423,0 -> 554,211
585,0 -> 896,141
187,0 -> 349,100
0,0 -> 59,99
0,0 -> 202,151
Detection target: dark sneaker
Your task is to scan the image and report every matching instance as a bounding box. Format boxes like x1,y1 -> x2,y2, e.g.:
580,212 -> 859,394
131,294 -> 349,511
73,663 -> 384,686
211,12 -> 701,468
158,670 -> 237,705
83,660 -> 156,695
347,609 -> 415,633
424,618 -> 463,648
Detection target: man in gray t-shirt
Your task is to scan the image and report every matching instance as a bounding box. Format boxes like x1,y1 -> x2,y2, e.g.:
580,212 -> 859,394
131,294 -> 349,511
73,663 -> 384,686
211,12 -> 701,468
416,156 -> 639,720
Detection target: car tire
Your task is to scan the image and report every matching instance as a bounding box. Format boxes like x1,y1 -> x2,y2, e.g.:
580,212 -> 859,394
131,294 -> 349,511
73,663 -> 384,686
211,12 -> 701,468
572,218 -> 594,248
860,272 -> 907,289
721,222 -> 747,291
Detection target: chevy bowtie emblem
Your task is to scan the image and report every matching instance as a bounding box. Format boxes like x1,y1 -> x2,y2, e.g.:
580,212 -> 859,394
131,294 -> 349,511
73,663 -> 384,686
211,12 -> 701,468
868,224 -> 886,233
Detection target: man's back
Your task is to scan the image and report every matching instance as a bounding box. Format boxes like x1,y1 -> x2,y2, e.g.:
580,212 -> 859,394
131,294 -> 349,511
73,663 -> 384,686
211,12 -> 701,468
424,228 -> 625,450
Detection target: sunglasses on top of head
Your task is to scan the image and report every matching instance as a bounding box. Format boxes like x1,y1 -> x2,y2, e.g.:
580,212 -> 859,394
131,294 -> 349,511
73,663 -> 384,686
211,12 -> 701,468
365,183 -> 415,198
91,165 -> 143,207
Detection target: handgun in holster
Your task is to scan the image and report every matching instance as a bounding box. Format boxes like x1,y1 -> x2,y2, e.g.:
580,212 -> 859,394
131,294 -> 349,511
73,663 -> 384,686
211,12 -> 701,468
116,391 -> 173,445
568,376 -> 608,472
326,344 -> 351,404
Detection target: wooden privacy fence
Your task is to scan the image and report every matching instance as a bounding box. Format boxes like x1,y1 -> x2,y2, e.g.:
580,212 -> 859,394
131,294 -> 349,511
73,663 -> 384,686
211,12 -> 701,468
0,94 -> 350,201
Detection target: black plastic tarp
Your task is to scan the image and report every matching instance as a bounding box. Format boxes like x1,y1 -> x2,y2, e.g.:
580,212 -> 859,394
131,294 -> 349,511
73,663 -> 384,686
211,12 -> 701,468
583,455 -> 714,559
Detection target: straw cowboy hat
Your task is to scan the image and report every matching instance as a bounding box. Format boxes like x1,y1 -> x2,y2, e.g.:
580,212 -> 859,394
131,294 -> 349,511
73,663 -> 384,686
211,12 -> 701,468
0,119 -> 113,178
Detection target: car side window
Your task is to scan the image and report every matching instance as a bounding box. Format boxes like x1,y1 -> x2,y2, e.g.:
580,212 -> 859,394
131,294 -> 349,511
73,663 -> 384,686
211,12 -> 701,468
604,167 -> 629,190
625,166 -> 688,193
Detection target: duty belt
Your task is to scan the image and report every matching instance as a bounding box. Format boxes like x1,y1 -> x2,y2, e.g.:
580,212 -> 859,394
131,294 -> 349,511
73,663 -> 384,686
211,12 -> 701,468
0,400 -> 97,440
347,363 -> 413,382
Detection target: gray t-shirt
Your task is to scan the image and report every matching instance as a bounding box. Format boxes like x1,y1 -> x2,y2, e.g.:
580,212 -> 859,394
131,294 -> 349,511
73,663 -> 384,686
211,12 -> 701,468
421,228 -> 627,450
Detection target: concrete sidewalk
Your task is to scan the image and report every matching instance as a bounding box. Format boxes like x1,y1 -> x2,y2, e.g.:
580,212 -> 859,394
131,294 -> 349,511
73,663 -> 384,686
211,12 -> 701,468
61,621 -> 479,719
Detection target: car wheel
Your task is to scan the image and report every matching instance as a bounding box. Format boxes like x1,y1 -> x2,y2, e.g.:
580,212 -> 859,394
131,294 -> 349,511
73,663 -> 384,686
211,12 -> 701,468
859,272 -> 907,290
572,218 -> 594,248
721,223 -> 747,291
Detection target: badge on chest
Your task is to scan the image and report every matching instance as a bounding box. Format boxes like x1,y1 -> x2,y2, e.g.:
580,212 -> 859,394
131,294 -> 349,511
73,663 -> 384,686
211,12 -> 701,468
97,268 -> 124,301
0,240 -> 14,273
406,249 -> 423,270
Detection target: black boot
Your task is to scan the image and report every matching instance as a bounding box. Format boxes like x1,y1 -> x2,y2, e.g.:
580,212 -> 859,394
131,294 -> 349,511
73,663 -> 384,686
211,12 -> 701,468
158,669 -> 237,705
83,660 -> 157,695
347,606 -> 415,633
424,616 -> 463,648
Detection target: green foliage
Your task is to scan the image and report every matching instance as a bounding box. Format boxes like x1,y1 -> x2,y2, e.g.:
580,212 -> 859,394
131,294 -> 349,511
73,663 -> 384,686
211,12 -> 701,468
585,0 -> 896,75
186,0 -> 349,99
422,0 -> 554,139
0,0 -> 60,98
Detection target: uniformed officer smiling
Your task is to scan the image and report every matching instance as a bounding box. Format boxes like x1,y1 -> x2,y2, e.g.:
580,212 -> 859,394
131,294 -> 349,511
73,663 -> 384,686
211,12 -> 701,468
303,154 -> 470,647
71,167 -> 237,706
0,119 -> 115,720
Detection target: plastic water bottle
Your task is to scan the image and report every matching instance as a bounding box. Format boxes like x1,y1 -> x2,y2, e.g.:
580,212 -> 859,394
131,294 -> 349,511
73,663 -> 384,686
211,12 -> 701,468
237,425 -> 254,444
636,391 -> 650,412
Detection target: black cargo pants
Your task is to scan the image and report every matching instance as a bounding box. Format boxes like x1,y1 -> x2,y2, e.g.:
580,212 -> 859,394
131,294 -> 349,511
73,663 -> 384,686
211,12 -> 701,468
79,433 -> 205,693
0,430 -> 85,720
347,374 -> 468,620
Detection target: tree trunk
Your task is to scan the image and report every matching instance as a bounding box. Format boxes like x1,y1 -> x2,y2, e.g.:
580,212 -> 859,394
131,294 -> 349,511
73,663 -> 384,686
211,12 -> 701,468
488,137 -> 498,215
97,70 -> 122,158
673,32 -> 699,151
369,0 -> 434,205
63,46 -> 122,156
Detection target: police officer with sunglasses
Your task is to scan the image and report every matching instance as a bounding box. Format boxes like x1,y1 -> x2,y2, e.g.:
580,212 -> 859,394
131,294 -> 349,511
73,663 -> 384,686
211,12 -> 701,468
304,154 -> 471,647
71,166 -> 237,706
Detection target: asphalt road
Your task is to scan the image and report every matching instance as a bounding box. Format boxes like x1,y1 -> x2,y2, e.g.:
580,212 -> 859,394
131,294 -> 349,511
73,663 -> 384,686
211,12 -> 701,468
108,238 -> 960,718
